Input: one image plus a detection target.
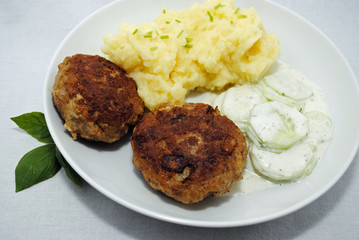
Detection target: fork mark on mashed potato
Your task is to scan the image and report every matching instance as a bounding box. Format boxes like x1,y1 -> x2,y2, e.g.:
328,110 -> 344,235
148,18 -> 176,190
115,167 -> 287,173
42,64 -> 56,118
102,0 -> 281,111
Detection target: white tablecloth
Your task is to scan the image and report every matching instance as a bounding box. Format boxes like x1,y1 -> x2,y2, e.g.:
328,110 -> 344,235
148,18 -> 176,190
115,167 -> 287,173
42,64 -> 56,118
1,0 -> 358,239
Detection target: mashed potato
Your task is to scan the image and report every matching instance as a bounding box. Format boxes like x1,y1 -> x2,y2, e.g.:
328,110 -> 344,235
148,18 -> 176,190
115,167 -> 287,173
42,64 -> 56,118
102,0 -> 281,111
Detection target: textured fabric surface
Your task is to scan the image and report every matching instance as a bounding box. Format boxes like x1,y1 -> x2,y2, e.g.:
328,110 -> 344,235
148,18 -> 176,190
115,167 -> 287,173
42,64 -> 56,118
1,0 -> 358,239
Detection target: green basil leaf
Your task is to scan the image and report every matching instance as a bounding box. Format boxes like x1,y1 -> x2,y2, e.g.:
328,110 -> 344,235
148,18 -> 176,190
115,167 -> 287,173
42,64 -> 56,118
55,147 -> 83,186
15,144 -> 61,192
11,112 -> 54,143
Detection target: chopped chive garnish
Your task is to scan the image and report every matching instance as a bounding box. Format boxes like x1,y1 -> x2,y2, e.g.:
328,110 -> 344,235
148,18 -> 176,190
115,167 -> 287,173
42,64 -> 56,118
144,31 -> 153,38
185,37 -> 193,43
166,21 -> 171,24
177,29 -> 184,38
175,19 -> 182,23
163,9 -> 166,14
238,14 -> 247,18
160,35 -> 169,39
184,43 -> 193,48
132,29 -> 138,35
234,8 -> 240,14
214,3 -> 225,9
230,20 -> 233,24
155,29 -> 159,36
207,11 -> 214,22
193,25 -> 198,31
150,46 -> 158,51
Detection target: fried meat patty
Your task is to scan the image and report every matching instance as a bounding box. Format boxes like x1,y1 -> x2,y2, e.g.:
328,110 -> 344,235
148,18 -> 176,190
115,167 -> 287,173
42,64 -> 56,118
131,103 -> 247,204
52,54 -> 144,143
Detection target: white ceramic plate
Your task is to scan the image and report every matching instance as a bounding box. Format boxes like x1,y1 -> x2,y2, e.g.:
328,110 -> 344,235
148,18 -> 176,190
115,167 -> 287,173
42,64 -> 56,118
43,0 -> 359,227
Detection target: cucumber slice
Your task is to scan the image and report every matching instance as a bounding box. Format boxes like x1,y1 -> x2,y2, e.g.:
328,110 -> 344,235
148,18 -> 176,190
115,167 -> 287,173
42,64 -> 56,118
257,61 -> 312,109
220,84 -> 266,132
212,90 -> 227,110
233,120 -> 248,133
247,101 -> 309,151
305,111 -> 333,144
262,61 -> 312,101
250,142 -> 317,181
262,74 -> 312,102
256,80 -> 301,109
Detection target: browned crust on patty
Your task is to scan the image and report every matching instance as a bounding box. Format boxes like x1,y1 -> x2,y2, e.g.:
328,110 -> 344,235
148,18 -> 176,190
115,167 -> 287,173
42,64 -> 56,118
131,103 -> 247,204
52,54 -> 144,143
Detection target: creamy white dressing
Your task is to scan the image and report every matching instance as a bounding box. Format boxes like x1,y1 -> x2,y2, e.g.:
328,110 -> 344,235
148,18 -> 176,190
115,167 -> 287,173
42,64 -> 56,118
199,60 -> 333,194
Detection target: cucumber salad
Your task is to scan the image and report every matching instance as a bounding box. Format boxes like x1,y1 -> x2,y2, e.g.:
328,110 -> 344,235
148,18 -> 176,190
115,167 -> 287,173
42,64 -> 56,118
202,61 -> 333,194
